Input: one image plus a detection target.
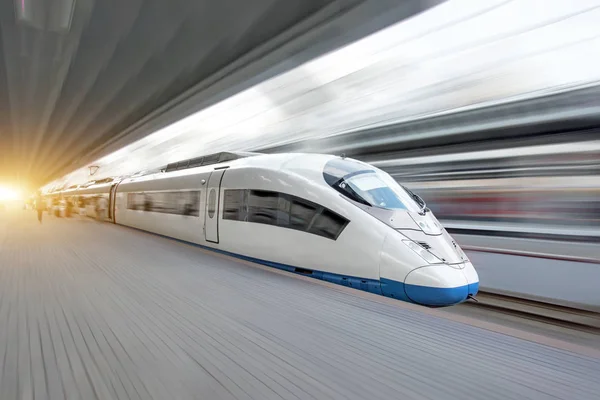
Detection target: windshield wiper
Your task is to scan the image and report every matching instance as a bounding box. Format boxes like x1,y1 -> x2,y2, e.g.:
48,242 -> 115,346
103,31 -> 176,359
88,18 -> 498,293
403,186 -> 428,214
415,196 -> 429,215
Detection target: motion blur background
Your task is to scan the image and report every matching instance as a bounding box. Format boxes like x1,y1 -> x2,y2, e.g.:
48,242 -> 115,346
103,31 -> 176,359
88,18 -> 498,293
36,0 -> 600,242
1,0 -> 599,304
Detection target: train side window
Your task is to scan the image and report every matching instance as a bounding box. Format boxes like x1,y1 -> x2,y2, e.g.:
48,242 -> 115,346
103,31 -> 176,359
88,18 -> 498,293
222,188 -> 348,240
126,190 -> 200,216
276,194 -> 291,227
208,189 -> 216,218
181,191 -> 201,216
289,199 -> 318,231
143,194 -> 153,212
308,209 -> 348,240
247,190 -> 279,225
223,189 -> 248,220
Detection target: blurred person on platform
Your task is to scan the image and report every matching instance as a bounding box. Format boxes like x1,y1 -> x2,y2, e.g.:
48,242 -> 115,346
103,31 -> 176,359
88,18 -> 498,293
35,191 -> 45,223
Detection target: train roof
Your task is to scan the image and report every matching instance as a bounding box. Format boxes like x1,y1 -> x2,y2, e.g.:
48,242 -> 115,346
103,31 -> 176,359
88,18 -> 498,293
53,153 -> 375,191
170,152 -> 343,173
161,151 -> 262,173
122,153 -> 375,187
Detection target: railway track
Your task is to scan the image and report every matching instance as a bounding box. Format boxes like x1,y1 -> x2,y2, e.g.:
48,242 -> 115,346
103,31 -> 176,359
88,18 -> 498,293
465,291 -> 600,331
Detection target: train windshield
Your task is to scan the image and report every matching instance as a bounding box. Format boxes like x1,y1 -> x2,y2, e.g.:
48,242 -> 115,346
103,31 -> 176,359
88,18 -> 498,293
342,172 -> 422,212
323,158 -> 422,212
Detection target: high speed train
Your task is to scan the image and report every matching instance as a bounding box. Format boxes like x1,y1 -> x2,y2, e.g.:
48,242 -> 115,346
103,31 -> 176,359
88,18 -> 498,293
47,152 -> 479,306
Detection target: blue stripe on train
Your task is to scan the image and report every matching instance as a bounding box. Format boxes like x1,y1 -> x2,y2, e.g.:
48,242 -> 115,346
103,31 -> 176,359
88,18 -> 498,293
381,278 -> 479,306
195,244 -> 385,295
123,225 -> 478,306
205,245 -> 479,306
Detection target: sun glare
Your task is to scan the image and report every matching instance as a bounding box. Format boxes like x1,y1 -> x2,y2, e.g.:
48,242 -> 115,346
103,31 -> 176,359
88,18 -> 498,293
0,185 -> 22,202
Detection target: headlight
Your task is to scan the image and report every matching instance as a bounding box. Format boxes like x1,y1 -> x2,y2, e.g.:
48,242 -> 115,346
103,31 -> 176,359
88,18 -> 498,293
409,213 -> 443,235
416,219 -> 442,235
402,240 -> 443,264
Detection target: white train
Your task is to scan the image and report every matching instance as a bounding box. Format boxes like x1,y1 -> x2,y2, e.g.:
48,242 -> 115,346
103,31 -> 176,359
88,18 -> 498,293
49,152 -> 479,306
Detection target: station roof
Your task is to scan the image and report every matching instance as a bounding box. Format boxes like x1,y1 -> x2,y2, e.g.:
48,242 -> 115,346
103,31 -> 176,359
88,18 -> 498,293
43,1 -> 600,190
0,0 -> 438,187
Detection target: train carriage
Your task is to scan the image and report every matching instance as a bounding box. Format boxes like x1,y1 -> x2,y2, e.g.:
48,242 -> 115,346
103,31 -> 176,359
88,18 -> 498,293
57,152 -> 479,306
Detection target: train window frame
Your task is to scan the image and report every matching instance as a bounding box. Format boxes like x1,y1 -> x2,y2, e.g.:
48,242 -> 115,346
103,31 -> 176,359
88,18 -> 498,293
222,188 -> 348,240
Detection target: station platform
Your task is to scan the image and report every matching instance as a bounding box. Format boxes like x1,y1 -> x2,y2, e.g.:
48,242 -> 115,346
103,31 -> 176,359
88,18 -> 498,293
0,210 -> 599,400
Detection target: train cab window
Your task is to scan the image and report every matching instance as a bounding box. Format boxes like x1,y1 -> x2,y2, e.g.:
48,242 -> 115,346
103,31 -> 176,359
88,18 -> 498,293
323,157 -> 374,186
208,189 -> 216,218
323,158 -> 423,213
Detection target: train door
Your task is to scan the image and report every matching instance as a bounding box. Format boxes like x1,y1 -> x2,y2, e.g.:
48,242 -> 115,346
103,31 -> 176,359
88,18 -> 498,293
108,184 -> 118,222
204,168 -> 227,243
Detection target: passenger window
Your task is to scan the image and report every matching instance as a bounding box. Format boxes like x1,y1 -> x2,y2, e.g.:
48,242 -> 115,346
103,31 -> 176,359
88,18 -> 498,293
222,188 -> 348,240
223,189 -> 247,220
127,191 -> 200,216
181,191 -> 200,216
289,199 -> 317,231
208,189 -> 216,218
143,194 -> 152,212
248,190 -> 278,225
276,195 -> 291,227
308,209 -> 348,240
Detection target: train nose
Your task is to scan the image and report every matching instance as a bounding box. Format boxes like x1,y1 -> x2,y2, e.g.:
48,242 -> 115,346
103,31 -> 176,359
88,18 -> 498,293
403,264 -> 473,306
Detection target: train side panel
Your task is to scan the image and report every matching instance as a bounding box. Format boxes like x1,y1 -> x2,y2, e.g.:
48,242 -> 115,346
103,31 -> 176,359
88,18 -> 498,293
216,166 -> 389,282
115,172 -> 208,245
114,163 -> 399,285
